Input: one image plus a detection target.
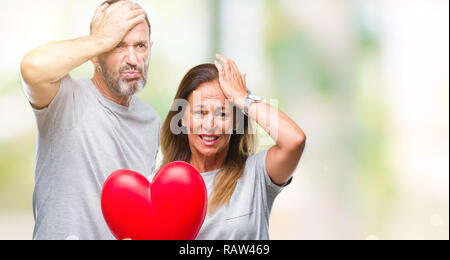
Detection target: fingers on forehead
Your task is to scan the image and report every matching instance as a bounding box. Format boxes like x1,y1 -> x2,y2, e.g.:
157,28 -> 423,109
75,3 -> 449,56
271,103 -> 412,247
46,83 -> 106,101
106,1 -> 139,10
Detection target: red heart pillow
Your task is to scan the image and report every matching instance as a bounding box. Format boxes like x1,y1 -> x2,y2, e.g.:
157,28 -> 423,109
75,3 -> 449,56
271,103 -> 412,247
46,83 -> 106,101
101,161 -> 207,240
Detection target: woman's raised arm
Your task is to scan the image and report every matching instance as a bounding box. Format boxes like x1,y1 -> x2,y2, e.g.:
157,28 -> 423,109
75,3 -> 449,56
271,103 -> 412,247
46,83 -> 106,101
214,54 -> 306,186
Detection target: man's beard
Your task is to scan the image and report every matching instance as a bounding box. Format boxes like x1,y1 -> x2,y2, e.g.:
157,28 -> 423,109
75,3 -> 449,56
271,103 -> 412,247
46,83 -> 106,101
98,59 -> 148,97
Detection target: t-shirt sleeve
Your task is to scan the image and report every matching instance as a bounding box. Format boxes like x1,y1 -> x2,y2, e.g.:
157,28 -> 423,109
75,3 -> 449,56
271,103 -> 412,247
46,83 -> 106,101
252,149 -> 293,206
21,74 -> 86,136
150,118 -> 162,178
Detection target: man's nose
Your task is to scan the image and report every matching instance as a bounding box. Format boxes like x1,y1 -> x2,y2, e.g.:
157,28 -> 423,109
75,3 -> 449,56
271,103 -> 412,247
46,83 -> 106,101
125,46 -> 138,66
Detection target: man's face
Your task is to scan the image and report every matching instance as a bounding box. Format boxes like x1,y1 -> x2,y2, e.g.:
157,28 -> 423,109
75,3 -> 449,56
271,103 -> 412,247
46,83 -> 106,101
98,22 -> 151,97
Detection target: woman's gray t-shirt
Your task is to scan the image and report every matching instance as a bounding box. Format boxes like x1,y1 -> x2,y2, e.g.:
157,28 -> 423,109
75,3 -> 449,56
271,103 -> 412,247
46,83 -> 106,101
196,150 -> 292,240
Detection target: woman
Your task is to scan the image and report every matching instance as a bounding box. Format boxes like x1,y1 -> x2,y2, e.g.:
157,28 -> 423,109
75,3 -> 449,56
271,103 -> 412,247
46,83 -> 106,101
160,54 -> 306,240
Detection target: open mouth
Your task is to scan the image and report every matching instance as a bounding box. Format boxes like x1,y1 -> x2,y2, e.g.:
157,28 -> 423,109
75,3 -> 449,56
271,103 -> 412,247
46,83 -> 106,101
199,134 -> 220,146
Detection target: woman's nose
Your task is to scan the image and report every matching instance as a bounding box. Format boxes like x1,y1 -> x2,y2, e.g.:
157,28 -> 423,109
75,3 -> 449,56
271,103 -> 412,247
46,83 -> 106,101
203,114 -> 215,129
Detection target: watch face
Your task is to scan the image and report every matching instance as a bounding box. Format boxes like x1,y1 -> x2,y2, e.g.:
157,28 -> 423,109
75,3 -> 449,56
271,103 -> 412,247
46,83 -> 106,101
248,94 -> 262,101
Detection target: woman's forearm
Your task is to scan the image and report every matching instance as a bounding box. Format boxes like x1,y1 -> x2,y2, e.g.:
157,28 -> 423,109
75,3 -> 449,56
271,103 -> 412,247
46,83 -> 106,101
250,100 -> 306,185
214,54 -> 306,184
239,99 -> 306,152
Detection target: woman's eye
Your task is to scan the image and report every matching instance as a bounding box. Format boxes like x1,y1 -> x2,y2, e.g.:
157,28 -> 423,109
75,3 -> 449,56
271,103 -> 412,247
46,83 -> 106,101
214,112 -> 228,118
216,112 -> 228,117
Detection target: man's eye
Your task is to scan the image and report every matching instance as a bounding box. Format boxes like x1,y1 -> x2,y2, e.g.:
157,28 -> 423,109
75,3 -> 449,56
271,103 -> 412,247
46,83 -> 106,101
137,44 -> 146,49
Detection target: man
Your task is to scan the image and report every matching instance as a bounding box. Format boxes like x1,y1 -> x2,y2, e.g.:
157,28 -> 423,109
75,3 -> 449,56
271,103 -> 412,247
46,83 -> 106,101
20,0 -> 160,240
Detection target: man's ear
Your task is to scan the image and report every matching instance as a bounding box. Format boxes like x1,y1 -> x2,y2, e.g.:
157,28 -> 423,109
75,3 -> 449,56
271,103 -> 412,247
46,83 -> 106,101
150,41 -> 154,47
91,56 -> 100,68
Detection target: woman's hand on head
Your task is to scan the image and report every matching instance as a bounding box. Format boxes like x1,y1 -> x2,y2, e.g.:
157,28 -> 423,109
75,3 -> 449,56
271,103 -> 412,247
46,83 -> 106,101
214,54 -> 249,108
214,54 -> 306,186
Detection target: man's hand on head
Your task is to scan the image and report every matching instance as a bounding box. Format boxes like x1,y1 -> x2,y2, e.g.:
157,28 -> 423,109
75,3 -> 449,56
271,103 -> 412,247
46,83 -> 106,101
90,1 -> 147,51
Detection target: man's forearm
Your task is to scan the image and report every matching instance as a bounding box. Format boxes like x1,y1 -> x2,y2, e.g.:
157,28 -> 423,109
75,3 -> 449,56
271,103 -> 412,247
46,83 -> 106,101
21,35 -> 109,85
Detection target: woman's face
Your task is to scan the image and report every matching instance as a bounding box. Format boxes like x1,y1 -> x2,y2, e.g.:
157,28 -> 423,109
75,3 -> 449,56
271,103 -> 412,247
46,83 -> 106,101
183,80 -> 235,157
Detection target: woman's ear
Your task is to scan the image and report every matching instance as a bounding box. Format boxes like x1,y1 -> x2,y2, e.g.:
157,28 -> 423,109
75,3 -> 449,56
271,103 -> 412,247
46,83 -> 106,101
180,114 -> 191,135
233,106 -> 246,134
233,107 -> 239,131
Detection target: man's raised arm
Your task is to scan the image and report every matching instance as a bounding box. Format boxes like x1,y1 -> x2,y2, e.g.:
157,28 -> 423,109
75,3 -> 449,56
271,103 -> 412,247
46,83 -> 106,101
20,1 -> 146,109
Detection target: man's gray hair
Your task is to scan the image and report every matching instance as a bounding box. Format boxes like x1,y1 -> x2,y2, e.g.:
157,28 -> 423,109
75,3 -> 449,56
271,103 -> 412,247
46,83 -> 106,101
90,0 -> 151,35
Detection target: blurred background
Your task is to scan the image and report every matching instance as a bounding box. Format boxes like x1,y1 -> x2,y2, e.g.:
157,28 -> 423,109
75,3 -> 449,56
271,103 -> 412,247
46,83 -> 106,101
0,0 -> 448,240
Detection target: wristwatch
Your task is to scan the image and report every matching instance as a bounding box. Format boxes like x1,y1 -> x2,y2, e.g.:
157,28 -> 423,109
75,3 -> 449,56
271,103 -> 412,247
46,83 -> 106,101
243,94 -> 262,116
